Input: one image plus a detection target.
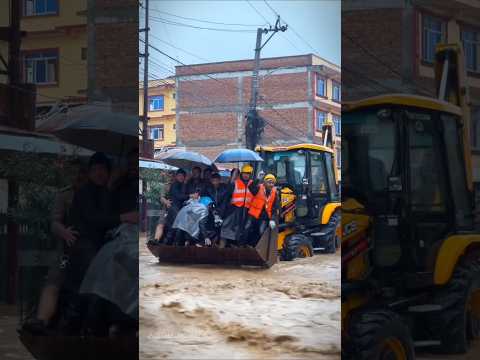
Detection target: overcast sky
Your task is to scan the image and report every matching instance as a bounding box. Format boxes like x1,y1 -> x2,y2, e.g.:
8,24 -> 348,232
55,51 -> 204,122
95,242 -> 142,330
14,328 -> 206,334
139,0 -> 340,80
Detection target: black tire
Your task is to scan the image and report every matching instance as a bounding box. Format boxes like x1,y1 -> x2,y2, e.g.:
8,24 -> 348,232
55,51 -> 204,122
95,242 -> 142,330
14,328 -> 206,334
281,234 -> 313,261
433,258 -> 480,354
324,210 -> 340,254
345,309 -> 415,360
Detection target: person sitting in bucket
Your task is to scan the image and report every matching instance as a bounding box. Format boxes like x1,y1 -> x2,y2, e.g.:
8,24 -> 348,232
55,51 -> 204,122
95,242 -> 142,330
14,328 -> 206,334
245,173 -> 280,247
170,194 -> 220,247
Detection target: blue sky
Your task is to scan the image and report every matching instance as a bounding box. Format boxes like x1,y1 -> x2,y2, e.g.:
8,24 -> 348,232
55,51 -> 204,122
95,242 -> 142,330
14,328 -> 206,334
140,0 -> 340,79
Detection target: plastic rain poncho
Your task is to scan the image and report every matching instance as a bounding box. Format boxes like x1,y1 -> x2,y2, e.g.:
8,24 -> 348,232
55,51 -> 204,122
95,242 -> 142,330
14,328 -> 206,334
79,223 -> 139,319
172,199 -> 209,239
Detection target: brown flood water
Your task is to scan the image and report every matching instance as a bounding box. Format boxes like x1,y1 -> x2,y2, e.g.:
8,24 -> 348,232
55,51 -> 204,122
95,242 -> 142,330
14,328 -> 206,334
139,238 -> 341,360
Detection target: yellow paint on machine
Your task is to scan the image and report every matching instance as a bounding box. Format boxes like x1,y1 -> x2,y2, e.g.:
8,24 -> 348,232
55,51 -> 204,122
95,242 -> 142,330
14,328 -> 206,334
434,234 -> 480,285
321,202 -> 341,224
343,93 -> 462,116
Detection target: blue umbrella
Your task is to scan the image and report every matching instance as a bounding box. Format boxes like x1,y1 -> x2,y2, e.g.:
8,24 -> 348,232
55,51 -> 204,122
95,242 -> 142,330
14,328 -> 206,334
214,148 -> 264,163
156,149 -> 214,170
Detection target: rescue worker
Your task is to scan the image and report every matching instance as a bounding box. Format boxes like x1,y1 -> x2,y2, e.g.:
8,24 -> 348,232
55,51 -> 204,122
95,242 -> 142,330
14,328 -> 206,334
220,164 -> 254,246
245,173 -> 280,246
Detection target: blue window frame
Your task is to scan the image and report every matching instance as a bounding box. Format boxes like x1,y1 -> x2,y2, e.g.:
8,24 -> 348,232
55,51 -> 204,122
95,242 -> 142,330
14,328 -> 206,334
422,14 -> 445,63
316,111 -> 326,130
149,96 -> 164,111
333,115 -> 341,135
332,82 -> 341,102
316,77 -> 326,97
24,0 -> 58,16
462,29 -> 479,73
150,125 -> 164,140
24,50 -> 58,84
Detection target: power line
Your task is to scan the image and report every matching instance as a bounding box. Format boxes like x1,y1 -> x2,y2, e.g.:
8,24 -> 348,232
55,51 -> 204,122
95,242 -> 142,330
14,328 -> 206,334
149,8 -> 266,27
149,33 -> 210,63
262,0 -> 319,57
245,0 -> 272,26
148,15 -> 257,33
263,0 -> 279,17
342,31 -> 433,95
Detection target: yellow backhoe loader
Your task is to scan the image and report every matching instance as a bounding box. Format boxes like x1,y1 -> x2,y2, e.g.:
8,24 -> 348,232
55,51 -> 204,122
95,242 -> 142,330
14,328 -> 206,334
148,142 -> 341,267
342,43 -> 480,359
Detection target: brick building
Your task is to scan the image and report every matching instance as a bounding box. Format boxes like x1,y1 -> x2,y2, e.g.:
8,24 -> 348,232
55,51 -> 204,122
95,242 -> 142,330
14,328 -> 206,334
343,0 -> 480,180
175,54 -> 341,169
87,0 -> 138,114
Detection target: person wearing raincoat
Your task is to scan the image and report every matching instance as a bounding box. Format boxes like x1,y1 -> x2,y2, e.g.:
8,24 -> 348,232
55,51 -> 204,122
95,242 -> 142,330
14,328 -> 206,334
171,195 -> 218,247
220,164 -> 255,246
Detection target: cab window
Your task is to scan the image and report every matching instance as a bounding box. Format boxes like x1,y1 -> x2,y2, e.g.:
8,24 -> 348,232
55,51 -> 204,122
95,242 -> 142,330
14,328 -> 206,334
311,152 -> 328,195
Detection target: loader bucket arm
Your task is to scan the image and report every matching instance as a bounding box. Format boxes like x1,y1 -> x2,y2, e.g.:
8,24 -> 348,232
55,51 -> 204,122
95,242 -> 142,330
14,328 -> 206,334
148,228 -> 278,268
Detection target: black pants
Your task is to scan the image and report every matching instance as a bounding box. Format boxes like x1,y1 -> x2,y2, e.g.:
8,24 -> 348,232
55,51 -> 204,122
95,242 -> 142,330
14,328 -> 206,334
245,216 -> 269,247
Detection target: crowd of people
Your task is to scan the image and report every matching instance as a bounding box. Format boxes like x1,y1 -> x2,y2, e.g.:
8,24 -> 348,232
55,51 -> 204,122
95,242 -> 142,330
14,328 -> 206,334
152,164 -> 280,248
23,150 -> 139,338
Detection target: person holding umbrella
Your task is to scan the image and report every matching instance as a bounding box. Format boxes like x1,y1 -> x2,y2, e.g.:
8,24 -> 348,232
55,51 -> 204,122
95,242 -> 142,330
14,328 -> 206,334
186,166 -> 204,197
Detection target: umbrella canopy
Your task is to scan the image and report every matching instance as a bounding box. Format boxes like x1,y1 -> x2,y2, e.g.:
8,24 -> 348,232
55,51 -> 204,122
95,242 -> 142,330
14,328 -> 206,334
156,149 -> 214,170
214,148 -> 264,163
0,126 -> 92,156
51,104 -> 139,155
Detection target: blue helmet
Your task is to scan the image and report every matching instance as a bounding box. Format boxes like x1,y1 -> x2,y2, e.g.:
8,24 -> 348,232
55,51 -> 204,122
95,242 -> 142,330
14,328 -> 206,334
199,196 -> 213,207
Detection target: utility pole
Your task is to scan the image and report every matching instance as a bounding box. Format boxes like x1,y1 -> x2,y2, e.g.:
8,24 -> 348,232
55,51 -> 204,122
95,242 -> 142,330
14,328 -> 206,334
246,16 -> 287,150
141,0 -> 150,144
6,0 -> 21,305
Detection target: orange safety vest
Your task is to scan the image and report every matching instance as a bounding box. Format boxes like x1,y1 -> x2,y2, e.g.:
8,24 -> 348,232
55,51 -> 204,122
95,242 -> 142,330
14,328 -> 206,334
248,184 -> 277,219
230,179 -> 254,208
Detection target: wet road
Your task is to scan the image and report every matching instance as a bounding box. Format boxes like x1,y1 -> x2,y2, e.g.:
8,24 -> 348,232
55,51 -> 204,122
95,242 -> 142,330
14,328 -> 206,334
139,238 -> 341,360
0,305 -> 33,360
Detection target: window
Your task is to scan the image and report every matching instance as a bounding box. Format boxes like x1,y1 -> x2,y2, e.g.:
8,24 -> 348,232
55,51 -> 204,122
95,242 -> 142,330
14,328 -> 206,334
311,152 -> 327,195
150,125 -> 164,140
462,29 -> 479,73
24,0 -> 58,16
81,48 -> 87,61
316,111 -> 327,130
149,96 -> 164,111
172,93 -> 176,99
333,114 -> 341,135
316,76 -> 326,97
332,82 -> 341,102
173,124 -> 176,130
422,14 -> 446,63
336,147 -> 341,168
24,50 -> 58,84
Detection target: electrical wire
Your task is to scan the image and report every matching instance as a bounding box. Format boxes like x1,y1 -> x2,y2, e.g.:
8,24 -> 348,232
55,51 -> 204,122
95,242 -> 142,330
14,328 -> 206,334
149,8 -> 266,27
148,15 -> 257,33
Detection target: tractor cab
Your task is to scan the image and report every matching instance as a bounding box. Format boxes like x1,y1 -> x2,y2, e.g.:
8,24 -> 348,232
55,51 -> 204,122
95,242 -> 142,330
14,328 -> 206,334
256,144 -> 339,226
343,95 -> 474,282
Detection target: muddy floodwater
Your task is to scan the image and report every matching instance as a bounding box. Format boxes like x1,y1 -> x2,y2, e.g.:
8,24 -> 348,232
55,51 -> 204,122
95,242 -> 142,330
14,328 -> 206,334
139,238 -> 341,360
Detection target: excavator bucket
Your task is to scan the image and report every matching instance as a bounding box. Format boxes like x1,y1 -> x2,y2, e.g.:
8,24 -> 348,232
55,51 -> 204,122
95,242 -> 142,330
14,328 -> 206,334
147,228 -> 278,268
18,330 -> 138,360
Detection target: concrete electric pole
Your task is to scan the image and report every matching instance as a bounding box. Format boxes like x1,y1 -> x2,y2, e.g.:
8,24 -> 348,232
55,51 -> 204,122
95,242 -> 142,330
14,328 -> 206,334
141,0 -> 150,145
246,16 -> 287,150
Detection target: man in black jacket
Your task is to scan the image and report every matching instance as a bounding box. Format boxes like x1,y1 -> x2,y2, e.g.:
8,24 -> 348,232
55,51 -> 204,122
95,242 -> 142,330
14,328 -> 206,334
202,172 -> 228,218
163,168 -> 189,244
66,153 -> 137,292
